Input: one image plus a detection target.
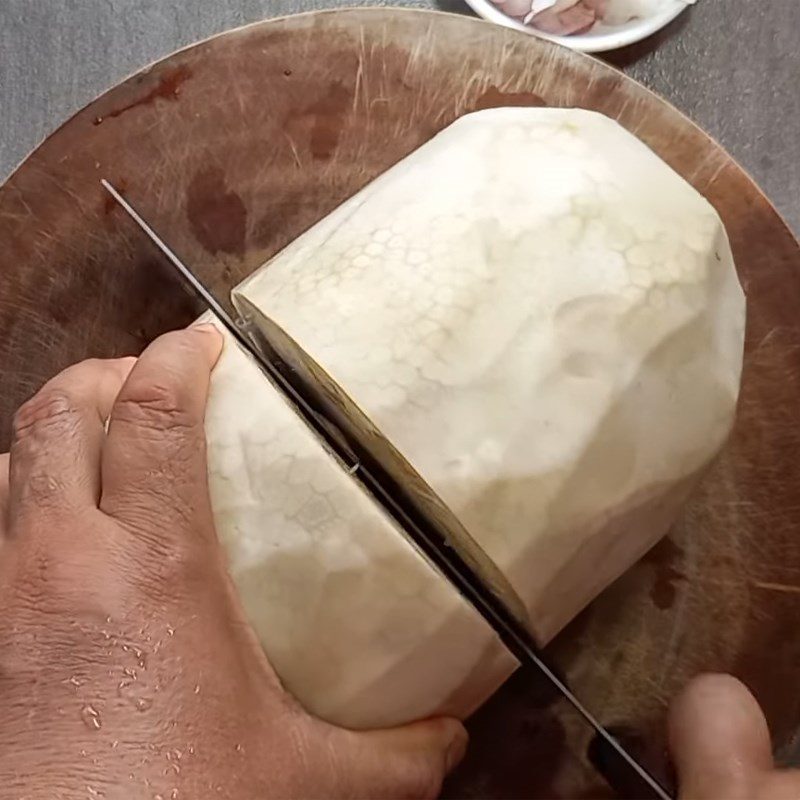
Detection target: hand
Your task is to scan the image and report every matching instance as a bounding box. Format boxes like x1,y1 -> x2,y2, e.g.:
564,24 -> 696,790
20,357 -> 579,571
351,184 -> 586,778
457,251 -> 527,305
670,674 -> 800,799
0,326 -> 466,800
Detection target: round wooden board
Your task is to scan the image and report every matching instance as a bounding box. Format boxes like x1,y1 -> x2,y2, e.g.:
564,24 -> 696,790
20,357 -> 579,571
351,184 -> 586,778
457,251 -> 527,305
2,8 -> 800,797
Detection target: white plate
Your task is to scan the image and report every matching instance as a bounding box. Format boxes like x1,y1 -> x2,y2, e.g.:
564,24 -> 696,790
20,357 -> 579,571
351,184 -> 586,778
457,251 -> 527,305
462,0 -> 689,53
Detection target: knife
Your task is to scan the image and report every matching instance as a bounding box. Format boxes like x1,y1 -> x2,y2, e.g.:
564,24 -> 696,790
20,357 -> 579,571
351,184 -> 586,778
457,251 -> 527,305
101,178 -> 674,800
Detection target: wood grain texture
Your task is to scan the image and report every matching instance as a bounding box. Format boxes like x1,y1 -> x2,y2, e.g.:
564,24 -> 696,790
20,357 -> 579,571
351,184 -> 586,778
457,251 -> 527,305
1,0 -> 798,235
1,7 -> 799,799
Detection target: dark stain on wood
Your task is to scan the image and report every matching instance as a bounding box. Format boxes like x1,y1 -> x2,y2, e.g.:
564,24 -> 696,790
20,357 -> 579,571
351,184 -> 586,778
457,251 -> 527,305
642,537 -> 685,611
118,257 -> 202,345
285,81 -> 352,161
472,85 -> 546,111
93,64 -> 192,125
251,190 -> 308,251
251,184 -> 338,252
102,177 -> 128,215
186,166 -> 247,256
46,262 -> 102,326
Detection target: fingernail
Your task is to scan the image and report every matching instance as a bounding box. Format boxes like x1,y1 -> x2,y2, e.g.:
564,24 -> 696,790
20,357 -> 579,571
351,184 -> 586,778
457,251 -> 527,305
190,322 -> 223,365
192,322 -> 223,349
444,724 -> 468,773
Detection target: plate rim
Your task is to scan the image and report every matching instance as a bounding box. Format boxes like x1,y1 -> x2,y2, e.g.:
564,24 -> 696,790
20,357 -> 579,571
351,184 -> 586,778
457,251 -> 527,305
461,0 -> 689,53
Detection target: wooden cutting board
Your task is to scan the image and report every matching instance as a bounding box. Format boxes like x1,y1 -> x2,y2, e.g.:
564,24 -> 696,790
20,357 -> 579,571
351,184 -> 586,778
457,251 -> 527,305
1,8 -> 799,797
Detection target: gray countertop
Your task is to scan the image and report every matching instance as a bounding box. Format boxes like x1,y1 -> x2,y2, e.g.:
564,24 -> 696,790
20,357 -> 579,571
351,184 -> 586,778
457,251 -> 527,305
1,0 -> 799,234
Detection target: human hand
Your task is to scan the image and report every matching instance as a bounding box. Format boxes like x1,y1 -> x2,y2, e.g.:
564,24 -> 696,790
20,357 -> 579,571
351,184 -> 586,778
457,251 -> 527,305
670,674 -> 800,800
0,326 -> 466,800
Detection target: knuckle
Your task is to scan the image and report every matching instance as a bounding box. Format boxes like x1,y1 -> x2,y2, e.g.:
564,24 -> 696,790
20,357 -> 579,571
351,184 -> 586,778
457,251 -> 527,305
116,506 -> 207,589
12,390 -> 80,444
25,473 -> 69,509
131,541 -> 205,601
113,384 -> 196,434
10,529 -> 123,620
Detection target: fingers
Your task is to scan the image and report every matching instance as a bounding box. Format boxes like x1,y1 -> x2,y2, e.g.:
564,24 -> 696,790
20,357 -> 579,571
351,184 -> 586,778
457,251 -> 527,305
0,452 -> 8,534
100,325 -> 222,538
669,673 -> 772,800
334,717 -> 468,800
7,358 -> 135,522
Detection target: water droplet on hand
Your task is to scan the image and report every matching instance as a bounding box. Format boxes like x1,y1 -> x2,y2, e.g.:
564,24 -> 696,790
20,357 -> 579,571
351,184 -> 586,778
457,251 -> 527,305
135,697 -> 153,712
81,705 -> 102,731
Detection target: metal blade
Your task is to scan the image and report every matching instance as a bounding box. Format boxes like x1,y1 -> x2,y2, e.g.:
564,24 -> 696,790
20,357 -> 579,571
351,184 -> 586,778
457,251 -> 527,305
100,179 -> 361,468
100,179 -> 243,341
102,179 -> 673,800
232,292 -> 532,633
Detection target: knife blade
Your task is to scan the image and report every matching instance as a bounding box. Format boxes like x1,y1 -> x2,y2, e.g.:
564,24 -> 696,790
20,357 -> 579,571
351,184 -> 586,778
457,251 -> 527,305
101,178 -> 674,800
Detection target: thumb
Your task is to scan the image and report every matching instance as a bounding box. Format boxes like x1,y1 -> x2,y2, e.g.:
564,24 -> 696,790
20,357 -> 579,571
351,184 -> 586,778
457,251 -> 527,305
334,717 -> 468,800
100,324 -> 223,530
669,673 -> 773,800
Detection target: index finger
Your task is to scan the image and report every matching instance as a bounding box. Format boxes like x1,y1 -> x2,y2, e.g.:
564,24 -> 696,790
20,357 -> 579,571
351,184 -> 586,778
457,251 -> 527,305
99,324 -> 223,535
669,674 -> 772,800
0,452 -> 8,537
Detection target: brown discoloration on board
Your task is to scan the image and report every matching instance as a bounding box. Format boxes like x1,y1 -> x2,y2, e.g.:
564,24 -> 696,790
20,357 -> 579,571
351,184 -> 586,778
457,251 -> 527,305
187,167 -> 247,256
472,85 -> 547,111
642,537 -> 686,611
1,9 -> 799,797
284,80 -> 352,161
102,177 -> 128,215
93,64 -> 192,125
